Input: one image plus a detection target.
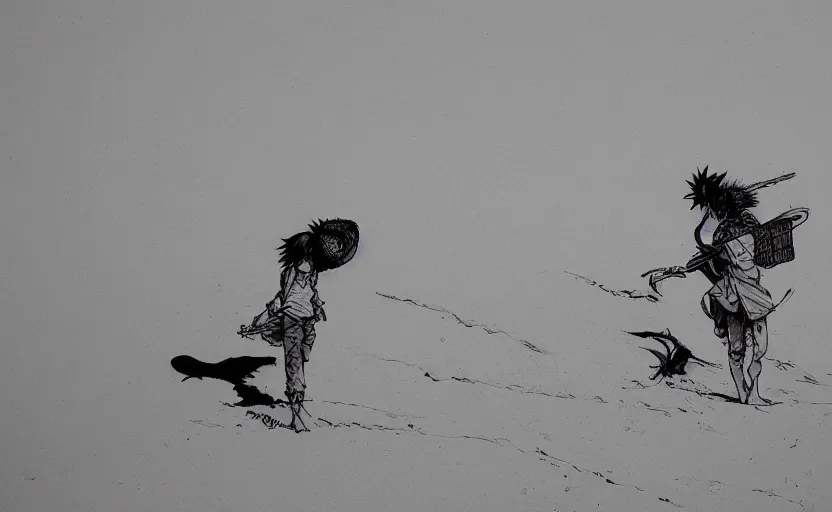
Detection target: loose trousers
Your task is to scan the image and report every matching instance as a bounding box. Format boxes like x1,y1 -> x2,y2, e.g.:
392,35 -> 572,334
281,315 -> 316,403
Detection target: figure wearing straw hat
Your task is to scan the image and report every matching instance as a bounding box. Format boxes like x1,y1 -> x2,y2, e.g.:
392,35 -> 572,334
239,219 -> 359,431
643,168 -> 808,405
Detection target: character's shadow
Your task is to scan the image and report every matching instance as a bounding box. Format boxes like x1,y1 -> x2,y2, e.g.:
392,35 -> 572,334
702,392 -> 742,403
171,355 -> 286,407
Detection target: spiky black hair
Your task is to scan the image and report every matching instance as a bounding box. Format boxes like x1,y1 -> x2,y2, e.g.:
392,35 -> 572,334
684,166 -> 727,210
277,231 -> 315,270
724,182 -> 759,212
684,166 -> 758,216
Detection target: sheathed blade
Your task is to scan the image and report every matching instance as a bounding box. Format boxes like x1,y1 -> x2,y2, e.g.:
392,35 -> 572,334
746,172 -> 796,192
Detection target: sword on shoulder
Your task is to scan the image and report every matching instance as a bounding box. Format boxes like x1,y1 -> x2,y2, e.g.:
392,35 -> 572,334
642,206 -> 808,295
641,172 -> 802,295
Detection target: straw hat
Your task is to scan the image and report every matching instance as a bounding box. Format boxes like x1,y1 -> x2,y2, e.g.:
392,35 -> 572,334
308,218 -> 360,271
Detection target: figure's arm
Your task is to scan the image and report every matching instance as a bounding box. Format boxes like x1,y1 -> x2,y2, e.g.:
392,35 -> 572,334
694,260 -> 722,284
717,214 -> 758,271
644,214 -> 720,291
311,272 -> 322,305
280,267 -> 293,295
268,268 -> 292,314
311,272 -> 326,321
692,213 -> 713,254
686,215 -> 725,284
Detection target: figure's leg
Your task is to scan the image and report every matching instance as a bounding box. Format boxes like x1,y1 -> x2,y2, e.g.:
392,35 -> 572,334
282,320 -> 305,399
711,297 -> 729,341
261,330 -> 283,347
746,317 -> 770,405
301,323 -> 316,363
282,319 -> 308,431
726,314 -> 749,403
295,323 -> 316,421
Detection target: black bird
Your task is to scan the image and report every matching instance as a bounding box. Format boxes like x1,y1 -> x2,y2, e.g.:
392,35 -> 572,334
625,330 -> 720,381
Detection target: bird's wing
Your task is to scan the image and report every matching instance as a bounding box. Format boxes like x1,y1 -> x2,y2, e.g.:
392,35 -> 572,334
641,347 -> 668,366
627,330 -> 674,354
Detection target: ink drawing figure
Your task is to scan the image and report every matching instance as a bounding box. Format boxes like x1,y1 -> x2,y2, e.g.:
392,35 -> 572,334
643,167 -> 809,405
239,218 -> 359,431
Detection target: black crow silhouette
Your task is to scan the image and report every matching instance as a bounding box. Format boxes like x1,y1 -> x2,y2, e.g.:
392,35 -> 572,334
625,329 -> 720,380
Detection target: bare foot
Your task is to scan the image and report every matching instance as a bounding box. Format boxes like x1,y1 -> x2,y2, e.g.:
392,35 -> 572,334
293,423 -> 310,433
734,385 -> 749,404
745,393 -> 774,406
289,406 -> 310,432
288,421 -> 307,433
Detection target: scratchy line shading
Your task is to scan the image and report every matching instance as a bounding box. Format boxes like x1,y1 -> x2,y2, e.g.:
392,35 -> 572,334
375,292 -> 548,354
354,351 -> 579,401
753,489 -> 806,511
769,357 -> 830,387
245,410 -> 295,432
678,476 -> 805,511
312,416 -> 681,508
190,419 -> 225,428
321,400 -> 425,420
665,377 -> 830,408
657,497 -> 684,508
565,271 -> 660,302
637,401 -> 673,418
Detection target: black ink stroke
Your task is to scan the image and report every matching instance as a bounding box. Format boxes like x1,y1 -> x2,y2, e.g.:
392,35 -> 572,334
376,292 -> 549,355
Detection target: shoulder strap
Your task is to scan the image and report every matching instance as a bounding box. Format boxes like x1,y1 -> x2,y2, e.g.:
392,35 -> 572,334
741,210 -> 761,227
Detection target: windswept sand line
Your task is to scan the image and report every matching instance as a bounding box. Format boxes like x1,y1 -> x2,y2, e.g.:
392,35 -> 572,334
661,379 -> 832,409
243,409 -> 805,512
375,292 -> 549,355
676,476 -> 807,511
320,400 -> 425,420
769,357 -> 831,387
425,372 -> 579,401
355,352 -> 765,421
312,417 -> 683,509
190,419 -> 225,428
353,350 -> 581,402
752,488 -> 807,511
565,271 -> 660,303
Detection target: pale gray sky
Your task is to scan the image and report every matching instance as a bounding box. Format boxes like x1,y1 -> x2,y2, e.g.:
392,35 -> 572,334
2,2 -> 831,510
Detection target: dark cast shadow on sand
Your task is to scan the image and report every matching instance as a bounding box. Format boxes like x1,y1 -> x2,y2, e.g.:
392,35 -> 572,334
170,355 -> 286,407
